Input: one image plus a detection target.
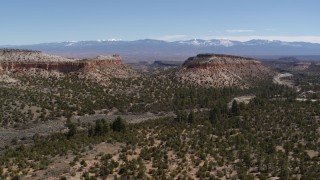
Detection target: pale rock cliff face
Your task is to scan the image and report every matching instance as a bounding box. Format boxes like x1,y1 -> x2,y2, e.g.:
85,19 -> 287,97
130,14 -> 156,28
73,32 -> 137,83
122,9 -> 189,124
176,54 -> 273,88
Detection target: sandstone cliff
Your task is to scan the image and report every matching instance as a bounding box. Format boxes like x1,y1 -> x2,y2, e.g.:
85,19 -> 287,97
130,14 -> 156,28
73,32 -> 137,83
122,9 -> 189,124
80,55 -> 138,81
0,49 -> 138,83
176,54 -> 273,88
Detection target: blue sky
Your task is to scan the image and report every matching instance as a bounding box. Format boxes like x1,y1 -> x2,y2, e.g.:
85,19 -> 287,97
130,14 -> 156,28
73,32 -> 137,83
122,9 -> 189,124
1,0 -> 320,44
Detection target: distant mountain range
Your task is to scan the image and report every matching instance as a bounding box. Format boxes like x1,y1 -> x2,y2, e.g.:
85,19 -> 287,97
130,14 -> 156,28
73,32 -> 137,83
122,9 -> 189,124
2,39 -> 320,62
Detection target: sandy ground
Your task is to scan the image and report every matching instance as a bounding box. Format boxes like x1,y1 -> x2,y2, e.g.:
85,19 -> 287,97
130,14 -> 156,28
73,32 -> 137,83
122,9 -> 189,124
273,73 -> 294,88
305,150 -> 319,158
21,142 -> 123,180
273,73 -> 320,102
71,111 -> 175,124
0,74 -> 19,83
0,112 -> 175,150
228,95 -> 255,107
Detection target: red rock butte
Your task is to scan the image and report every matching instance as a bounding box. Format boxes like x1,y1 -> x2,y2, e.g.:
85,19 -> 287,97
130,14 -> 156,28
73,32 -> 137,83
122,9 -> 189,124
0,49 -> 123,73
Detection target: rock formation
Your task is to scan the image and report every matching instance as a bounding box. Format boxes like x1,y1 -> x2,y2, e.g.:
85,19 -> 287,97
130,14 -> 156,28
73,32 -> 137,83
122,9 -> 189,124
292,62 -> 311,71
0,49 -> 72,62
0,62 -> 84,73
0,49 -> 138,82
176,54 -> 273,88
81,55 -> 138,81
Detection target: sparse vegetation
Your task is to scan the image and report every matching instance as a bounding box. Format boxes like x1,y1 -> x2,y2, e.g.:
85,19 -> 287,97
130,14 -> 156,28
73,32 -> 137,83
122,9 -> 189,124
0,54 -> 319,179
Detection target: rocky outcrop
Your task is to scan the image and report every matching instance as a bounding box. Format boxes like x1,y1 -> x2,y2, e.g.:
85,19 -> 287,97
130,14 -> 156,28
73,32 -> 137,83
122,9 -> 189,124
183,54 -> 261,69
0,49 -> 80,73
83,55 -> 122,70
0,49 -> 72,62
0,62 -> 84,73
81,55 -> 138,81
176,54 -> 273,88
0,49 -> 138,83
0,50 -> 123,73
292,62 -> 311,71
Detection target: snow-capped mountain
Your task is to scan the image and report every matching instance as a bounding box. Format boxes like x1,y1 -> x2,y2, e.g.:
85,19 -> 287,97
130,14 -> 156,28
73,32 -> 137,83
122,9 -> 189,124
1,39 -> 320,62
177,39 -> 236,47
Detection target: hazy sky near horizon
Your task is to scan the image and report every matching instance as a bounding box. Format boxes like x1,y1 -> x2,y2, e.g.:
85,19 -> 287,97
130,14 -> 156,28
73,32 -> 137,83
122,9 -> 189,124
1,0 -> 320,44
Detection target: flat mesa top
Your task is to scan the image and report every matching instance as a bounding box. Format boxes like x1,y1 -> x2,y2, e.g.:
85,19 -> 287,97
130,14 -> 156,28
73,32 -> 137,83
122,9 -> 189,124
0,49 -> 41,53
183,54 -> 260,67
196,54 -> 255,60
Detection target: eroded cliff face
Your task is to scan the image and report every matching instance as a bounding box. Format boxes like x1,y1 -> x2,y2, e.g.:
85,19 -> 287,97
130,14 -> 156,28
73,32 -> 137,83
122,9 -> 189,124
0,50 -> 124,73
176,54 -> 273,88
82,55 -> 122,70
80,55 -> 138,81
0,62 -> 85,73
0,50 -> 138,83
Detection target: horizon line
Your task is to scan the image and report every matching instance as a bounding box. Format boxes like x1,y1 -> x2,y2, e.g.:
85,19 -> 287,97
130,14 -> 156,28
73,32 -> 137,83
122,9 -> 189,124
2,37 -> 320,46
